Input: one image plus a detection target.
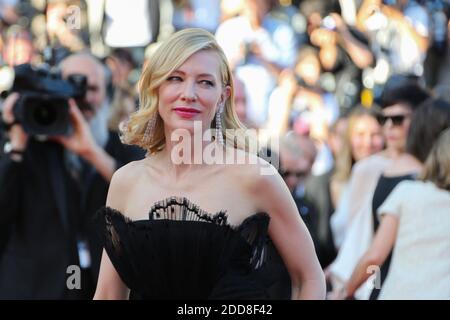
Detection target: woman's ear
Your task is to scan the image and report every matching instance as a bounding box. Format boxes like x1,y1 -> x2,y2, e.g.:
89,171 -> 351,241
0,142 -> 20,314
221,85 -> 232,105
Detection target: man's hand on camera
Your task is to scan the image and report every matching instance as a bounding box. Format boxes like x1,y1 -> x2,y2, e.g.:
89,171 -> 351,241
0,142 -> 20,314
52,99 -> 116,182
52,99 -> 98,159
1,93 -> 28,151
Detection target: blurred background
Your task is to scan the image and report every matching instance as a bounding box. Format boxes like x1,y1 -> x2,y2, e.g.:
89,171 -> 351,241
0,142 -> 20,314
0,0 -> 448,137
0,0 -> 449,300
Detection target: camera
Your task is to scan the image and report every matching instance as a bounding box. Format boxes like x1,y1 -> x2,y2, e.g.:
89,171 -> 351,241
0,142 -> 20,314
10,63 -> 88,136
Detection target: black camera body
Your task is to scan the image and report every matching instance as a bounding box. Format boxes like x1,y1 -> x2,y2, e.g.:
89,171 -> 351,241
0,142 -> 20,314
11,63 -> 88,136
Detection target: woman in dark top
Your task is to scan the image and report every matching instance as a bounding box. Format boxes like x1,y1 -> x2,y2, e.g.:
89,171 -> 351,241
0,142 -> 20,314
345,98 -> 450,299
93,28 -> 326,300
369,174 -> 415,299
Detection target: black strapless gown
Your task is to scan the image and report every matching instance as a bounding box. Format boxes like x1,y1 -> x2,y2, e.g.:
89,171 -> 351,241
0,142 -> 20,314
95,196 -> 291,299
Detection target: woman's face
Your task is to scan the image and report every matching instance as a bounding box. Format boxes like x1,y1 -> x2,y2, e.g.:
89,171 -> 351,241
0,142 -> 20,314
158,50 -> 229,134
350,115 -> 384,161
381,103 -> 413,153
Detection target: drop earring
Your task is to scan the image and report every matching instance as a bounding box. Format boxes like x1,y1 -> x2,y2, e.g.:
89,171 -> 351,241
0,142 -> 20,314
215,102 -> 224,145
142,112 -> 158,144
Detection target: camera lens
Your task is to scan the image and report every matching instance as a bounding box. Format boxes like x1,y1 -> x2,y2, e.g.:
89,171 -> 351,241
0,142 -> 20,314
32,104 -> 57,126
19,94 -> 71,136
11,63 -> 73,136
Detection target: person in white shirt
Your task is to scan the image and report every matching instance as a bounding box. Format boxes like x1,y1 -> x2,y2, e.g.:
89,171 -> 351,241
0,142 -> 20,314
342,100 -> 450,299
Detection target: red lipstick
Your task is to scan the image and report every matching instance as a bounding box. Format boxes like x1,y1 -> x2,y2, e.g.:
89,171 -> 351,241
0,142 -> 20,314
173,107 -> 201,119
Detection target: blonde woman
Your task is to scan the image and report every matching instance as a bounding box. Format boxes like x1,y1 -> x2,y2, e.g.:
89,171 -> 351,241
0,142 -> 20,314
330,106 -> 384,249
93,28 -> 325,300
330,106 -> 384,209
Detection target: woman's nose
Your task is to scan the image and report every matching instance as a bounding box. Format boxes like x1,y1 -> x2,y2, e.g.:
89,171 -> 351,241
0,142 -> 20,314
363,134 -> 372,146
384,118 -> 394,128
180,81 -> 197,102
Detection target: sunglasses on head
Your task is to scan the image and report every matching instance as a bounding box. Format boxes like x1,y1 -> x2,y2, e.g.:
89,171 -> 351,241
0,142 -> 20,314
280,170 -> 308,179
377,114 -> 410,126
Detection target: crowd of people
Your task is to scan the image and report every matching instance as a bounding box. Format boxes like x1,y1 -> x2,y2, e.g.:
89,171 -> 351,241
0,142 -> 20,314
0,0 -> 449,299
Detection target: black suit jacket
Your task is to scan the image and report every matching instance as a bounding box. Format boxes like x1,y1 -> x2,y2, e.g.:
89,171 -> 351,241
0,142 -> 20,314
304,170 -> 337,268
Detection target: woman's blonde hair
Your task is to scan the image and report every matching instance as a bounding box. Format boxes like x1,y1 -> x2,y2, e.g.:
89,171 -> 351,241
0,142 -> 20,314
421,128 -> 450,191
108,85 -> 136,132
121,28 -> 247,154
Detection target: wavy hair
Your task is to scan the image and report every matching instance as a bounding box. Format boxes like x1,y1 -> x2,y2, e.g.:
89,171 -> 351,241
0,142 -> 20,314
120,28 -> 247,154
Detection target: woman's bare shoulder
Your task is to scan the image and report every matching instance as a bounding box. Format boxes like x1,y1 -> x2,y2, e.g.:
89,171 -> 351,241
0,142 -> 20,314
226,149 -> 278,179
225,149 -> 285,199
352,151 -> 391,175
112,158 -> 148,183
226,151 -> 296,219
106,158 -> 149,211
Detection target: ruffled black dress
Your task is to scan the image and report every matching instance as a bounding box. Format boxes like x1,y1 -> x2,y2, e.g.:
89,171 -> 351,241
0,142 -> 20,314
95,196 -> 291,299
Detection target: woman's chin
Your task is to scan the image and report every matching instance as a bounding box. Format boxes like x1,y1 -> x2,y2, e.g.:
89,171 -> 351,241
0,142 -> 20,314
165,119 -> 208,135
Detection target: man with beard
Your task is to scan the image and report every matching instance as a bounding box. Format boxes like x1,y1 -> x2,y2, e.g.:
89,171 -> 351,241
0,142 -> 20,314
0,53 -> 144,299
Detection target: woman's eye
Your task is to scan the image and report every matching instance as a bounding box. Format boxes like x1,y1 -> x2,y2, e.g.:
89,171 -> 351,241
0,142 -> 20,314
200,80 -> 214,87
167,76 -> 182,82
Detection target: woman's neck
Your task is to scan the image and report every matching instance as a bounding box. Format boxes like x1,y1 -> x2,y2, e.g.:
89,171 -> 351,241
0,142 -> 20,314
159,126 -> 219,178
383,147 -> 404,159
383,155 -> 423,177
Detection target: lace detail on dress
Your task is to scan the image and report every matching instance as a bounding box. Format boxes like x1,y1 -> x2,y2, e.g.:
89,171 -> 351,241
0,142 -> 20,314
97,197 -> 273,272
97,197 -> 272,270
148,196 -> 229,226
147,196 -> 270,270
94,197 -> 292,299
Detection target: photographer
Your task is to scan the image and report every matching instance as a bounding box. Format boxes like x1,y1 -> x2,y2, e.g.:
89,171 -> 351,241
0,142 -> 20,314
309,12 -> 374,114
215,0 -> 298,127
0,53 -> 144,299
